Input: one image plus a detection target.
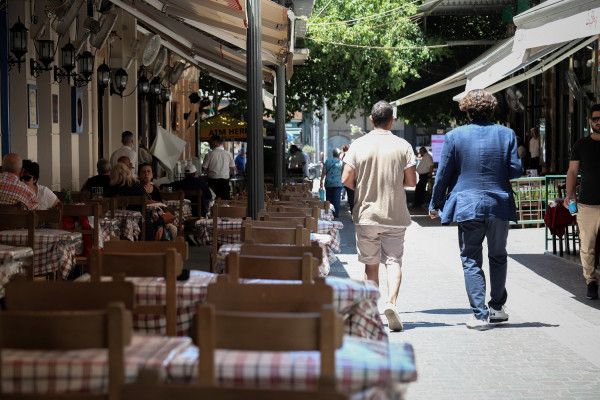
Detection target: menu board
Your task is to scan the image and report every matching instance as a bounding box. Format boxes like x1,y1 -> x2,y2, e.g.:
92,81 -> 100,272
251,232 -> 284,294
431,134 -> 446,163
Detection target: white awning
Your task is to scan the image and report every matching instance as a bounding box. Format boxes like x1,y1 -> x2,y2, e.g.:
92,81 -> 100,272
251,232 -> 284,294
513,0 -> 600,51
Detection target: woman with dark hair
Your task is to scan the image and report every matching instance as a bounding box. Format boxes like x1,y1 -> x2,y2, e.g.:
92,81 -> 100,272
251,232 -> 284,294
139,163 -> 162,202
320,148 -> 344,217
21,160 -> 59,210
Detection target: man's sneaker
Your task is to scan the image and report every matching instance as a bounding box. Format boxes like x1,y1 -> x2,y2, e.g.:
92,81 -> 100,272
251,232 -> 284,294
586,281 -> 599,300
466,315 -> 489,331
489,306 -> 509,323
384,303 -> 403,332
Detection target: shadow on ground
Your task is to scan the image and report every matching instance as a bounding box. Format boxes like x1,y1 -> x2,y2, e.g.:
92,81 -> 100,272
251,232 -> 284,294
510,253 -> 600,309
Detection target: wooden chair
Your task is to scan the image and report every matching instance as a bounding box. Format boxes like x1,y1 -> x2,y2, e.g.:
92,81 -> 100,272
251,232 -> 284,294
88,197 -> 117,219
241,219 -> 302,241
278,205 -> 321,220
5,279 -> 135,312
242,225 -> 310,246
115,195 -> 149,240
195,280 -> 344,389
0,211 -> 37,279
239,242 -> 323,266
121,369 -> 347,400
104,236 -> 189,261
0,302 -> 131,400
89,247 -> 182,336
35,205 -> 63,229
55,190 -> 91,203
225,251 -> 317,283
61,203 -> 101,268
0,203 -> 25,212
183,188 -> 205,219
258,211 -> 318,232
210,204 -> 248,272
160,190 -> 185,236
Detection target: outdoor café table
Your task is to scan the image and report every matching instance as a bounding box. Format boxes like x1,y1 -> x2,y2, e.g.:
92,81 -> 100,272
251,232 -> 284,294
0,229 -> 82,279
165,335 -> 416,400
110,209 -> 142,241
98,217 -> 121,243
0,245 -> 32,298
1,334 -> 192,395
163,198 -> 193,226
77,271 -> 387,341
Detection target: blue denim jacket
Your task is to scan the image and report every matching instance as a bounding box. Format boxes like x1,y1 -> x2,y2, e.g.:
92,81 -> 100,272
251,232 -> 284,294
429,120 -> 523,224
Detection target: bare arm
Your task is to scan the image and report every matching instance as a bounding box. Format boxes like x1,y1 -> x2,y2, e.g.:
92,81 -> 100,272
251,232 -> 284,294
565,160 -> 579,206
404,165 -> 417,187
342,165 -> 355,190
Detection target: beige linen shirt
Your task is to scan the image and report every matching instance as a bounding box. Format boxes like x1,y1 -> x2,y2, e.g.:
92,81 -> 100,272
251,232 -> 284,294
202,147 -> 235,179
343,130 -> 416,227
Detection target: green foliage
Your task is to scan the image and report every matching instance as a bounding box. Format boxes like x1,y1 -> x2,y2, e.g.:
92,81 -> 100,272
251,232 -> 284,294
302,144 -> 316,156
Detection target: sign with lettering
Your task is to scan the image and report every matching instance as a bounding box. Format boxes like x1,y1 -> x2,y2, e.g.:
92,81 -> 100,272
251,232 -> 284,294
200,113 -> 248,140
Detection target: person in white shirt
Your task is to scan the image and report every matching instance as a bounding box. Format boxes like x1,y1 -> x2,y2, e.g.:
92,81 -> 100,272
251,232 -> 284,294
21,160 -> 59,210
110,131 -> 138,175
202,135 -> 235,200
529,126 -> 540,172
414,147 -> 434,207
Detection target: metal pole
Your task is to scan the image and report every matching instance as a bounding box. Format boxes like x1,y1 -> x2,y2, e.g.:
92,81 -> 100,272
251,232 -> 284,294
275,64 -> 285,189
247,0 -> 264,219
1,3 -> 11,156
323,100 -> 328,161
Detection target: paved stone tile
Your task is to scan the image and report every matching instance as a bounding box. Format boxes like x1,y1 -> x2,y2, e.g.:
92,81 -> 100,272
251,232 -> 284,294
332,201 -> 600,399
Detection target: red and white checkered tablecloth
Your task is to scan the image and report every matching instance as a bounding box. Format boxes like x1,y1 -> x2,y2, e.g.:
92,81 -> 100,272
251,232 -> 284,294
317,219 -> 343,253
166,336 -> 415,399
77,271 -> 218,336
98,218 -> 120,247
1,335 -> 192,395
110,209 -> 142,241
0,229 -> 82,279
163,199 -> 193,226
0,245 -> 32,298
216,240 -> 331,276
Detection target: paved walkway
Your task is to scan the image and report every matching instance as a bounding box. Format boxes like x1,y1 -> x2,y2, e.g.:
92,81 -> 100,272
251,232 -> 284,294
332,202 -> 600,399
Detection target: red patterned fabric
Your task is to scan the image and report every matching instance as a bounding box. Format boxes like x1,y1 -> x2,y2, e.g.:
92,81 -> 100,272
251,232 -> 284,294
0,172 -> 38,210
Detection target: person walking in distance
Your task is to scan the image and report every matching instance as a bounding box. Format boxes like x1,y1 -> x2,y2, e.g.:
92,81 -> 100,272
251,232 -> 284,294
342,100 -> 416,331
413,146 -> 434,207
565,103 -> 600,300
429,89 -> 522,331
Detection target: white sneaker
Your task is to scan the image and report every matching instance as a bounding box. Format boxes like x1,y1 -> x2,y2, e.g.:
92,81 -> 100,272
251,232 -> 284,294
384,303 -> 403,332
466,315 -> 489,331
489,306 -> 509,323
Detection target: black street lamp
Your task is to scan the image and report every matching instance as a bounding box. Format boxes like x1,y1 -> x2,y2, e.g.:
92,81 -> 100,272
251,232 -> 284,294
73,51 -> 95,87
8,18 -> 29,72
30,39 -> 55,77
138,75 -> 150,96
97,62 -> 111,94
53,42 -> 77,83
112,68 -> 128,96
150,77 -> 162,96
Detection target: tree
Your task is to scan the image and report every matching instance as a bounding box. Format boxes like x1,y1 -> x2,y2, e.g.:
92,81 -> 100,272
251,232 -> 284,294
287,0 -> 449,122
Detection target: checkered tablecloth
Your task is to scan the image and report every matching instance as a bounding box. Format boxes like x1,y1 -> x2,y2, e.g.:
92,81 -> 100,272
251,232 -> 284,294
98,218 -> 120,246
216,241 -> 331,276
163,199 -> 193,226
166,336 -> 415,399
197,218 -> 341,257
110,210 -> 142,241
77,271 -> 218,336
0,229 -> 82,279
1,334 -> 192,395
0,245 -> 32,298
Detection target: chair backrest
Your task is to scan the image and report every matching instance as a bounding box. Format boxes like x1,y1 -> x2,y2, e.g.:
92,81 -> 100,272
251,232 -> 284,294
0,302 -> 132,400
196,281 -> 343,388
258,211 -> 317,233
115,195 -> 148,240
88,197 -> 117,219
35,205 -> 63,229
0,211 -> 37,279
89,248 -> 182,336
243,225 -> 310,246
0,202 -> 25,212
5,279 -> 135,311
241,219 -> 301,241
225,251 -> 317,283
61,203 -> 101,251
121,370 -> 348,400
104,236 -> 189,260
239,242 -> 323,266
210,204 -> 248,272
182,188 -> 204,219
278,206 -> 320,220
55,190 -> 91,203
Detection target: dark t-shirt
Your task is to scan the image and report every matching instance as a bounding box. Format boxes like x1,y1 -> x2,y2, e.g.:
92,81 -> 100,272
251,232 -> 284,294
571,136 -> 600,205
81,174 -> 111,191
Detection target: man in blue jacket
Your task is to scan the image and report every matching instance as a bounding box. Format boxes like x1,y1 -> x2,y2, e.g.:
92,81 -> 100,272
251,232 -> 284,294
429,89 -> 522,331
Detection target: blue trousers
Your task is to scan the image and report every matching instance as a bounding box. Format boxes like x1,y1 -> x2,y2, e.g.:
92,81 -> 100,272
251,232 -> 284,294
458,218 -> 509,320
326,187 -> 343,217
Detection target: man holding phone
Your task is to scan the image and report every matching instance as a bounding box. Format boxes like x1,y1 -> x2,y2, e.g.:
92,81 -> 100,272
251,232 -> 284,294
565,104 -> 600,300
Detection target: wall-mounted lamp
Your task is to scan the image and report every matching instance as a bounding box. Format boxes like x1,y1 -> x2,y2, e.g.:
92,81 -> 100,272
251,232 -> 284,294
138,75 -> 150,96
149,77 -> 162,96
97,62 -> 111,95
53,42 -> 77,84
161,87 -> 171,102
8,18 -> 29,72
72,51 -> 95,87
30,39 -> 55,77
112,68 -> 128,96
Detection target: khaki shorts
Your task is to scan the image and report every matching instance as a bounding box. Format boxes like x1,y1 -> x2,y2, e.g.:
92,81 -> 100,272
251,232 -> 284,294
355,225 -> 406,265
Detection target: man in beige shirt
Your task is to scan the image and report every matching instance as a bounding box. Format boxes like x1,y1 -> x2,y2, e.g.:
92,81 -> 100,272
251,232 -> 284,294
342,100 -> 416,331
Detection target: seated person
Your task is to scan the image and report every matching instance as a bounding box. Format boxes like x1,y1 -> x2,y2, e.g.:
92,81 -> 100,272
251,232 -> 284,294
21,160 -> 59,210
140,163 -> 177,239
167,163 -> 212,217
81,159 -> 111,192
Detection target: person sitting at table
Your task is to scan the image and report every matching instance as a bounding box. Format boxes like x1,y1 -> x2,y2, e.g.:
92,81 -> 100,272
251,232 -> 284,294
21,160 -> 60,210
140,162 -> 177,240
81,159 -> 111,192
168,163 -> 212,217
0,153 -> 38,210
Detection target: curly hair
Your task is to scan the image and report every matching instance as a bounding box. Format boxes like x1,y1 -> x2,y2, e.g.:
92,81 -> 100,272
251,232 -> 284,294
459,89 -> 498,121
110,162 -> 136,186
